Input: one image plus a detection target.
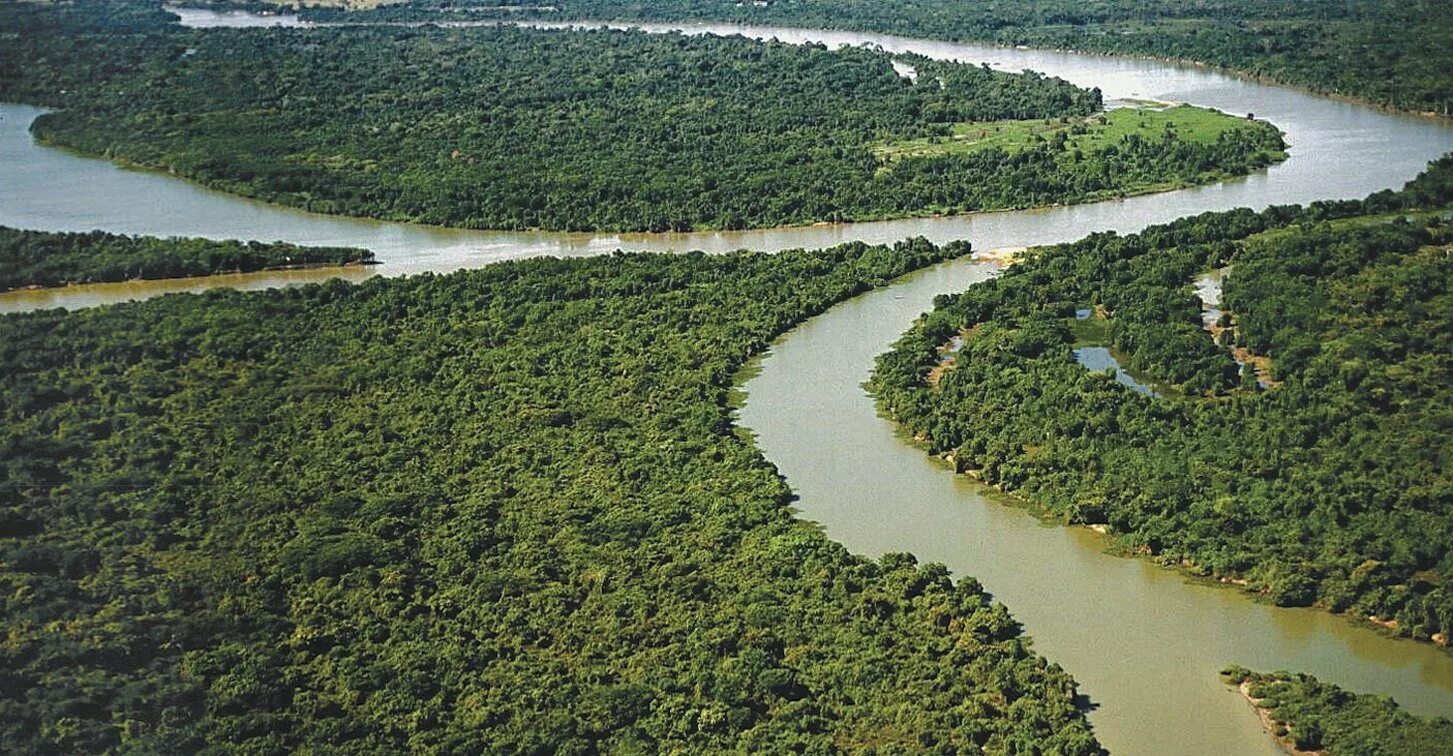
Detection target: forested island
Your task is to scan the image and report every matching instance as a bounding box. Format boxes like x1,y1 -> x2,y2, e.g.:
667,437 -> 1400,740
0,240 -> 1104,753
3,1 -> 1451,752
872,155 -> 1453,641
2,1 -> 1285,232
310,0 -> 1453,117
0,226 -> 373,290
1221,666 -> 1453,755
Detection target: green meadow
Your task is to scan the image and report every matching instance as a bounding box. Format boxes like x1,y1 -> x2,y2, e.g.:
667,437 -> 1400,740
874,105 -> 1281,164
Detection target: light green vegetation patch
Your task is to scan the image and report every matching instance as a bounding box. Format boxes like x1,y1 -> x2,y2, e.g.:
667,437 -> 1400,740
1066,313 -> 1110,346
1064,312 -> 1181,398
873,105 -> 1280,164
1239,207 -> 1453,248
3,4 -> 1291,232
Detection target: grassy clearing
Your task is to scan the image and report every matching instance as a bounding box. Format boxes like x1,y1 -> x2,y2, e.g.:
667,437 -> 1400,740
873,105 -> 1277,163
1065,314 -> 1182,398
1067,313 -> 1110,346
256,0 -> 404,9
1240,208 -> 1453,247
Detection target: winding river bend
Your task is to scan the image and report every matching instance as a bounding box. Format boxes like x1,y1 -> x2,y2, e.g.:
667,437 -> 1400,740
5,10 -> 1453,754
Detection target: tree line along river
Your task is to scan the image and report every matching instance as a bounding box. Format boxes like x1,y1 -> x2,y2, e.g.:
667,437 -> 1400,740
3,9 -> 1453,754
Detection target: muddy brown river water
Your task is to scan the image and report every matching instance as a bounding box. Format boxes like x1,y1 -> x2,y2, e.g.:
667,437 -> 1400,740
4,10 -> 1453,753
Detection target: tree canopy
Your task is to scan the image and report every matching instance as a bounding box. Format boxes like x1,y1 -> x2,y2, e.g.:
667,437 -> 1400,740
1222,666 -> 1453,755
327,0 -> 1453,117
0,239 -> 1103,754
2,1 -> 1285,232
872,155 -> 1453,641
0,226 -> 372,290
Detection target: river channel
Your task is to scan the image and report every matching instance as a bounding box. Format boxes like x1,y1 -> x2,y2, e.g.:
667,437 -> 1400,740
4,9 -> 1453,754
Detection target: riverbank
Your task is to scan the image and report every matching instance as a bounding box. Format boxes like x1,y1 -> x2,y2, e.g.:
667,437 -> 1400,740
968,41 -> 1452,126
174,4 -> 1453,122
0,225 -> 375,293
0,259 -> 376,294
26,118 -> 1288,236
416,3 -> 1451,122
736,252 -> 1453,755
1235,681 -> 1322,756
868,165 -> 1453,656
4,18 -> 1453,751
1223,665 -> 1453,755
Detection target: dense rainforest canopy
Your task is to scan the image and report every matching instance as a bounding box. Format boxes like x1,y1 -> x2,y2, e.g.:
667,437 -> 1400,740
872,155 -> 1453,641
0,240 -> 1104,753
0,226 -> 372,290
1221,666 -> 1453,755
0,1 -> 1285,232
318,0 -> 1453,117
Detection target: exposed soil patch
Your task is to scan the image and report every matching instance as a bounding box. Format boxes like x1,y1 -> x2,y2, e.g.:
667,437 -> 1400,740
926,326 -> 978,386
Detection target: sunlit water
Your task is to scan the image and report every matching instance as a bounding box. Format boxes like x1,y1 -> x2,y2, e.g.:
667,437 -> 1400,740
5,10 -> 1453,754
4,10 -> 1449,310
1073,346 -> 1159,396
738,259 -> 1453,755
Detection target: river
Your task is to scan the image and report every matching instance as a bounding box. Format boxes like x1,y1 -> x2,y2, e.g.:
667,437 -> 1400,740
5,9 -> 1453,754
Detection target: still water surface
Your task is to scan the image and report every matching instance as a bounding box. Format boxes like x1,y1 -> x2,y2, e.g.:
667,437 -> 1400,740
5,10 -> 1453,754
736,259 -> 1453,755
1073,346 -> 1159,396
4,10 -> 1450,311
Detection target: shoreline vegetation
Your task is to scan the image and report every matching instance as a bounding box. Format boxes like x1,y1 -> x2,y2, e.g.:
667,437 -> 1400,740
871,155 -> 1453,648
2,1 -> 1286,234
0,238 -> 1107,753
289,0 -> 1453,120
1,3 -> 1447,753
1221,666 -> 1453,755
0,226 -> 375,292
1236,680 -> 1317,756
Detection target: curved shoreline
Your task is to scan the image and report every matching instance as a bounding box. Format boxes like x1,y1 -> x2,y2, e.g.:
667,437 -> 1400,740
0,259 -> 375,295
441,10 -> 1453,123
1235,681 -> 1318,756
5,8 -> 1453,753
30,118 -> 1287,236
734,250 -> 1453,755
5,19 -> 1446,311
22,32 -> 1290,237
886,396 -> 1447,652
28,111 -> 1108,237
237,1 -> 1451,123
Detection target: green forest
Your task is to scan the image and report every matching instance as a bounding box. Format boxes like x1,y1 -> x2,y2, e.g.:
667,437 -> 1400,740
0,240 -> 1104,753
871,156 -> 1453,640
0,226 -> 372,291
324,0 -> 1453,117
3,1 -> 1451,752
0,1 -> 1285,232
1221,666 -> 1453,755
